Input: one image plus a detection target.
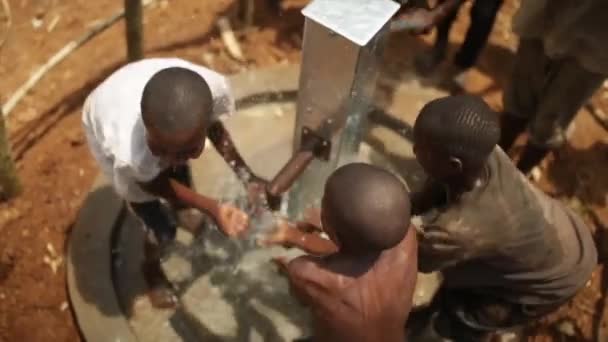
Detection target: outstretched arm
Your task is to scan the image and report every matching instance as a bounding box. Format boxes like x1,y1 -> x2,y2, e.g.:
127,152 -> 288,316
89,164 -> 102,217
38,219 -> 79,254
208,120 -> 269,209
139,170 -> 248,237
261,219 -> 338,256
208,120 -> 266,184
140,169 -> 218,212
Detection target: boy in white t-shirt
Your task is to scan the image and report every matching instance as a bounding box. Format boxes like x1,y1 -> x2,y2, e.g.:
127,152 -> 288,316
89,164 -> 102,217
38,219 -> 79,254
83,58 -> 266,307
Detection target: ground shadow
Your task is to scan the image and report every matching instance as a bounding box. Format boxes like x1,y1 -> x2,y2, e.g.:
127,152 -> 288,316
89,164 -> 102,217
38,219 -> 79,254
543,141 -> 608,208
541,141 -> 608,341
152,225 -> 310,341
10,61 -> 124,161
369,107 -> 414,141
241,0 -> 305,50
366,108 -> 426,192
69,184 -> 130,321
382,30 -> 515,99
423,41 -> 514,97
149,0 -> 304,61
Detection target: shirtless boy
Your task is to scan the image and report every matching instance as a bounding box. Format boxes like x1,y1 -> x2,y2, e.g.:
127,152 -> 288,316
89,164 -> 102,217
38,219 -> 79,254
409,95 -> 597,341
83,58 -> 266,307
265,163 -> 418,342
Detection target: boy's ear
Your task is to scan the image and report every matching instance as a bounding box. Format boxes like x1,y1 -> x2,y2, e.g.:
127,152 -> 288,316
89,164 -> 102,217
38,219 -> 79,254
448,156 -> 463,173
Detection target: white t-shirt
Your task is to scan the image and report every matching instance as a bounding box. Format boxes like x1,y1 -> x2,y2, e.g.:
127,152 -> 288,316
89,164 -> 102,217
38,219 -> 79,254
82,58 -> 235,203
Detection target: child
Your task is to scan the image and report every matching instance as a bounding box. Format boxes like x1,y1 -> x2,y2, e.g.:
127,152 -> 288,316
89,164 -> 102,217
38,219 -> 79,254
82,58 -> 266,307
409,95 -> 597,341
499,0 -> 608,173
264,163 -> 418,342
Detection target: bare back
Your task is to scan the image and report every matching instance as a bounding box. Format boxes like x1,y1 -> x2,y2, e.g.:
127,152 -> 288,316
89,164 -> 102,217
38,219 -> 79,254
286,227 -> 418,342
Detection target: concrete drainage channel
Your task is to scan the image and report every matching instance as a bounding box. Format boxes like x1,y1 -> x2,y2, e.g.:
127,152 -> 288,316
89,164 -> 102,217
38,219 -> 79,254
67,65 -> 444,342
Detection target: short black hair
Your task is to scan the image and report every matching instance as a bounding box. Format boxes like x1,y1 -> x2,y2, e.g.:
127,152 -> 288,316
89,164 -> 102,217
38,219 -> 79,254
414,95 -> 500,168
141,67 -> 213,134
323,163 -> 411,253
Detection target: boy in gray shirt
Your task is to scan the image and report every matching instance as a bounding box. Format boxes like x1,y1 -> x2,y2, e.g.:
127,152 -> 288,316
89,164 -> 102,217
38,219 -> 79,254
409,95 -> 597,341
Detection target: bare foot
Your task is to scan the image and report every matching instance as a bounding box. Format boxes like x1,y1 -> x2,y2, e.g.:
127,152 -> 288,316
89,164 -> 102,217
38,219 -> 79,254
141,249 -> 177,309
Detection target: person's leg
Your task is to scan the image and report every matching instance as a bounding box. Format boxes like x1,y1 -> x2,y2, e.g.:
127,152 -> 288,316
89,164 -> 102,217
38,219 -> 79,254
141,238 -> 178,308
500,39 -> 547,152
519,58 -> 605,173
414,0 -> 462,75
130,200 -> 177,246
453,0 -> 503,69
130,200 -> 178,308
165,164 -> 206,235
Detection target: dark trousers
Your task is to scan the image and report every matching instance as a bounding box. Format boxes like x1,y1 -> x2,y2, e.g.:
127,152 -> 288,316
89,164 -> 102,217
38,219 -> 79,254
129,164 -> 193,245
434,0 -> 503,69
500,39 -> 605,173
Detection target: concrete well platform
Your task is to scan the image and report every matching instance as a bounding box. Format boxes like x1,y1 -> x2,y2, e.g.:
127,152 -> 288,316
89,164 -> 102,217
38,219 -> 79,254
67,64 -> 447,342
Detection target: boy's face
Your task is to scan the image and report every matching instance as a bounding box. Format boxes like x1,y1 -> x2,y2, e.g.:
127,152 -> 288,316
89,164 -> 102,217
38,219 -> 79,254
147,126 -> 206,166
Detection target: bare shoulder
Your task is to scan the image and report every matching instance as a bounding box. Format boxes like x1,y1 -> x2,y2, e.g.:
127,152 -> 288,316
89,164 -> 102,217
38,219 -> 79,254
287,255 -> 342,289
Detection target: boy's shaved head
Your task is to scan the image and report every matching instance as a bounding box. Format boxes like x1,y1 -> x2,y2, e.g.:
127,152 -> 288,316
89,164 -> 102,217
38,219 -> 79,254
141,67 -> 213,134
414,95 -> 500,172
322,163 -> 411,253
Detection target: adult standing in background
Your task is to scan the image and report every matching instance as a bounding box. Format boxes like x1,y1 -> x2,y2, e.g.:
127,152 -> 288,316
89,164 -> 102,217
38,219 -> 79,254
499,0 -> 608,174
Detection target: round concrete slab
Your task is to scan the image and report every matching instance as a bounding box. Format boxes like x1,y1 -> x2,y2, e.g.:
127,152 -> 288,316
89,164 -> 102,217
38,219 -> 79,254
68,64 -> 447,342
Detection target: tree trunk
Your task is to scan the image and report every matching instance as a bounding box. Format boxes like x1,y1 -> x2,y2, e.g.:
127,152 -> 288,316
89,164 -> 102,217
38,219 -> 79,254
124,0 -> 143,62
0,109 -> 21,200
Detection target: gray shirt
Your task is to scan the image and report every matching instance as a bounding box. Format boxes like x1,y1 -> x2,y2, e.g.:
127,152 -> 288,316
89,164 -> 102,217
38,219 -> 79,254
417,147 -> 597,305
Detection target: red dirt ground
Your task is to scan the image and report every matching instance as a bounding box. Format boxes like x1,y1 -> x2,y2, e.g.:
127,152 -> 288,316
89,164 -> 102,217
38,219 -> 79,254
0,0 -> 606,341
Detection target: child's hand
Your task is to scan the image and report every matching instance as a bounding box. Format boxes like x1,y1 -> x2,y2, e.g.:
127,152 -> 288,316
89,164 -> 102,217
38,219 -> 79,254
258,219 -> 292,247
216,204 -> 249,237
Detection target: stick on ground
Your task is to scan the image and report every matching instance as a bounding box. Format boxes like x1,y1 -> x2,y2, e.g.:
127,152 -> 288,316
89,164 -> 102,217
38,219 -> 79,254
216,16 -> 245,62
1,0 -> 157,117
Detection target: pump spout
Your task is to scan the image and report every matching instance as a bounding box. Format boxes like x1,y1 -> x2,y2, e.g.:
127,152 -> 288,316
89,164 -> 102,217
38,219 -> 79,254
266,127 -> 331,210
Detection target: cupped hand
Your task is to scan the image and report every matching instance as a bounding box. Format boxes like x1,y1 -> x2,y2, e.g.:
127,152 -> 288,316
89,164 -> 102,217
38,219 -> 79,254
216,204 -> 249,237
258,219 -> 291,247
